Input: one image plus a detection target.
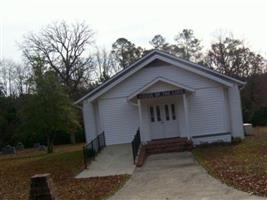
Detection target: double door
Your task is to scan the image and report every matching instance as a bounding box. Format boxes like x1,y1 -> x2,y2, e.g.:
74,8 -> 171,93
149,102 -> 179,139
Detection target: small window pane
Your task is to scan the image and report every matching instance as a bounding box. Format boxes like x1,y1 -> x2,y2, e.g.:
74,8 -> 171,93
171,104 -> 176,120
150,106 -> 155,122
165,105 -> 170,121
156,106 -> 161,121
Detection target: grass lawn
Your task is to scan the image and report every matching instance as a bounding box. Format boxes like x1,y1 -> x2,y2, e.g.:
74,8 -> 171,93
0,144 -> 129,200
193,127 -> 267,196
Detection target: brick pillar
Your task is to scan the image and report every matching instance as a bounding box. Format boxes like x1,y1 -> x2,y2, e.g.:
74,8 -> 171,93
29,173 -> 56,200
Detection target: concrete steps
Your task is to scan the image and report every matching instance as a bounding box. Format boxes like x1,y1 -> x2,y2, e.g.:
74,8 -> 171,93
146,138 -> 192,154
136,137 -> 192,167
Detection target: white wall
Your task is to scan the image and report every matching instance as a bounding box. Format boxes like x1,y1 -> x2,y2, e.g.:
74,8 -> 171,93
228,84 -> 244,138
94,101 -> 103,134
189,87 -> 230,137
82,100 -> 97,143
98,97 -> 139,145
101,64 -> 220,99
143,81 -> 178,93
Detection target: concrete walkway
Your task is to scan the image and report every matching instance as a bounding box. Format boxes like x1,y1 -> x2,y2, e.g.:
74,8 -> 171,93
109,152 -> 265,200
76,144 -> 135,178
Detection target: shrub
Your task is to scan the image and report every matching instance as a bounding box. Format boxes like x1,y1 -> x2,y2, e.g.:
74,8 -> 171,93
251,107 -> 267,126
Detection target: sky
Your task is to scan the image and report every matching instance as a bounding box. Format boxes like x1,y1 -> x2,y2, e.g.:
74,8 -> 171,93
0,0 -> 267,62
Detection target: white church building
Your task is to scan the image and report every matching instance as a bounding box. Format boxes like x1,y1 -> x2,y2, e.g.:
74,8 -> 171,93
75,50 -> 245,146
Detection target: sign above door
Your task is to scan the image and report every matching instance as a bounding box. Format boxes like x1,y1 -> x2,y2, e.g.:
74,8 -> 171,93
137,89 -> 186,99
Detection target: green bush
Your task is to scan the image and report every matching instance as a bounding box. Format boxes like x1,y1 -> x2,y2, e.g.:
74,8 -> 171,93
251,107 -> 267,126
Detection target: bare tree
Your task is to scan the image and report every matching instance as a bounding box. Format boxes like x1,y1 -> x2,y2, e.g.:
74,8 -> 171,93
0,59 -> 13,95
14,63 -> 31,95
21,21 -> 95,98
0,59 -> 30,96
93,48 -> 120,83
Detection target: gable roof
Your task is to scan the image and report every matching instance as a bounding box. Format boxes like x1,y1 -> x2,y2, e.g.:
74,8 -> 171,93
74,49 -> 245,104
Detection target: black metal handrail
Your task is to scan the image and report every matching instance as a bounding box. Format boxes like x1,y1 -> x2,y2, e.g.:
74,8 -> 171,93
131,128 -> 141,163
83,131 -> 106,169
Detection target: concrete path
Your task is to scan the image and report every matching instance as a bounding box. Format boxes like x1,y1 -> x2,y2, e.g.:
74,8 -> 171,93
76,144 -> 135,178
109,152 -> 265,200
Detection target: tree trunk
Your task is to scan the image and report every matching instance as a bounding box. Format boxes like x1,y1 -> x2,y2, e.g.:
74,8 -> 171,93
70,133 -> 76,144
47,136 -> 54,153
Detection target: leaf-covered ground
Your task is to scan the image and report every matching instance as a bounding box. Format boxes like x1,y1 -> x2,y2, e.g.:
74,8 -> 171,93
193,127 -> 267,196
0,144 -> 129,200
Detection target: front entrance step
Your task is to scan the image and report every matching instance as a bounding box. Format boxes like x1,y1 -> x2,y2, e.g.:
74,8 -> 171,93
136,137 -> 192,167
146,138 -> 192,154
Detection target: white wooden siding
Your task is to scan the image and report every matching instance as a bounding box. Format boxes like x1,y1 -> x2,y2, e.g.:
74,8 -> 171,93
101,64 -> 220,99
228,84 -> 244,138
189,87 -> 230,136
143,81 -> 178,93
82,100 -> 97,142
98,98 -> 139,145
94,101 -> 103,134
223,88 -> 231,131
